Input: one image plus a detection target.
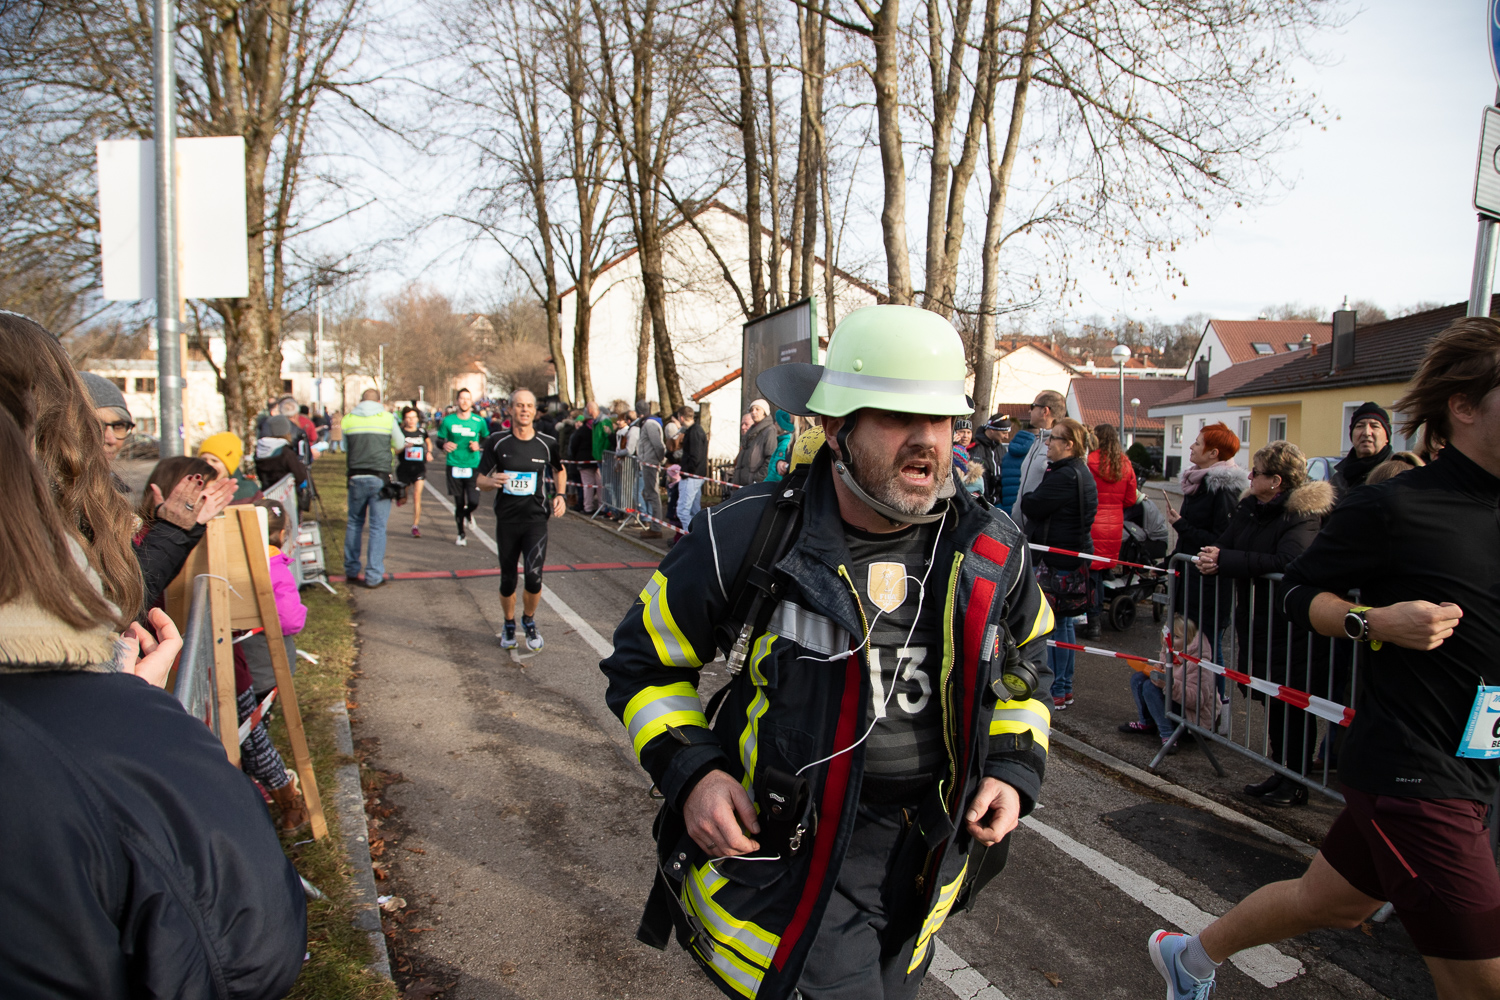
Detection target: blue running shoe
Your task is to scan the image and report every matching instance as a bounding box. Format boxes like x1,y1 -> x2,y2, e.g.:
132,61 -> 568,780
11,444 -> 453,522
1148,930 -> 1216,1000
500,620 -> 518,649
523,617 -> 544,651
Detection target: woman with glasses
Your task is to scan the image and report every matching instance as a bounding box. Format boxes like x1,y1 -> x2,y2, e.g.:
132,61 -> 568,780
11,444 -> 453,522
1196,441 -> 1334,806
1019,417 -> 1098,711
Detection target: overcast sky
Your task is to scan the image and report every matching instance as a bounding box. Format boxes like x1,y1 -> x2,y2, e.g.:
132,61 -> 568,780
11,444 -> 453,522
1071,0 -> 1497,324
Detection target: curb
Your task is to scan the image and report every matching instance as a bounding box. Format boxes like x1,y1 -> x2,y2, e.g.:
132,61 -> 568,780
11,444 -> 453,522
329,699 -> 394,980
566,509 -> 671,558
1050,728 -> 1317,859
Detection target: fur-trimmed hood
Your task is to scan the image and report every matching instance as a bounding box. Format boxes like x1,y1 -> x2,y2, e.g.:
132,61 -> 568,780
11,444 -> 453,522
1203,462 -> 1250,493
1284,479 -> 1336,517
1239,478 -> 1337,519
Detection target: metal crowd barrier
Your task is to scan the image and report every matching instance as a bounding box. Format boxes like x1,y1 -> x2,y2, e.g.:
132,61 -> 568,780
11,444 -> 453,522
174,574 -> 219,732
593,450 -> 646,532
1155,551 -> 1361,803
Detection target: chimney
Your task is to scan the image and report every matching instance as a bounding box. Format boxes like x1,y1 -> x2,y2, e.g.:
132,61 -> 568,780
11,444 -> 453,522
1194,357 -> 1210,397
1330,297 -> 1356,373
1299,331 -> 1313,351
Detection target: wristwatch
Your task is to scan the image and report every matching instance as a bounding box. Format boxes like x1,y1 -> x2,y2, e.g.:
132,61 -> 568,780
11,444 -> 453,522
1343,605 -> 1372,642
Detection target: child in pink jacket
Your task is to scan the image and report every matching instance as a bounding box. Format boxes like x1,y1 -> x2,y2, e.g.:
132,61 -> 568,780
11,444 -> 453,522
259,499 -> 306,637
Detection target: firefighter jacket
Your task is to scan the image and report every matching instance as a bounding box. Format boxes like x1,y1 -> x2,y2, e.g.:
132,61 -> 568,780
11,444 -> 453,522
601,448 -> 1055,1000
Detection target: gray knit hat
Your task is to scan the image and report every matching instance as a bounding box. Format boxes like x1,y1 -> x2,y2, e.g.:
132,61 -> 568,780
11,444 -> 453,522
264,415 -> 294,438
78,372 -> 132,424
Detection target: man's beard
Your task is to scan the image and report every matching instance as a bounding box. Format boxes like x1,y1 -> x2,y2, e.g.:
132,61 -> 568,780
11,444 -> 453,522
846,432 -> 951,516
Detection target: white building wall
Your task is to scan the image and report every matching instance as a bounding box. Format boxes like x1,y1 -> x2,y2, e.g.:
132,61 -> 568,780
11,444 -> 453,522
1188,327 -> 1233,379
1153,402 -> 1253,471
991,346 -> 1074,405
559,207 -> 877,461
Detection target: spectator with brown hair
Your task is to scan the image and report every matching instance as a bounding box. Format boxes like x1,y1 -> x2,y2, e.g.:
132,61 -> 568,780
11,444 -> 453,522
1011,389 -> 1066,533
0,312 -> 306,999
1364,449 -> 1425,486
1086,423 -> 1138,638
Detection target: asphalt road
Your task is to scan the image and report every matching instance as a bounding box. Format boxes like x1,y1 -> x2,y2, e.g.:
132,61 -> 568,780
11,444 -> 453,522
346,473 -> 1435,1000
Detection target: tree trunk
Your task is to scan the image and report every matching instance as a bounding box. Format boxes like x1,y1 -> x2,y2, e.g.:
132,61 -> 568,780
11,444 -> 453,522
636,299 -> 651,403
754,1 -> 784,309
869,0 -> 911,304
975,0 -> 1043,419
798,5 -> 824,300
730,0 -> 766,317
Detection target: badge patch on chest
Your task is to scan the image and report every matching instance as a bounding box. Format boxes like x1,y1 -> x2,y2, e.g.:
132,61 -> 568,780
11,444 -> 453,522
866,562 -> 908,613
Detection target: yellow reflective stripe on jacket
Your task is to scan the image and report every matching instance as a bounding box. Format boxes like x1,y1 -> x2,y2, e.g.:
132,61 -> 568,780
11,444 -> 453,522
908,860 -> 969,973
622,682 -> 707,757
681,863 -> 781,996
639,571 -> 703,667
990,697 -> 1052,753
685,863 -> 781,966
1020,583 -> 1055,646
738,634 -> 776,793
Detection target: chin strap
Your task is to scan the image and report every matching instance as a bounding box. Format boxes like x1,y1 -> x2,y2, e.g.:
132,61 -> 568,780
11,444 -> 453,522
833,459 -> 954,526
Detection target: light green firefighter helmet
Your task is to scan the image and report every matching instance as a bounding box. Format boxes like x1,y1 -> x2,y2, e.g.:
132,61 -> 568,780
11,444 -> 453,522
756,305 -> 973,418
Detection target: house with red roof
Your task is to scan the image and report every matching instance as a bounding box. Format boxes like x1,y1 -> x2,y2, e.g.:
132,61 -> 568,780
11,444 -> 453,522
1189,318 -> 1330,379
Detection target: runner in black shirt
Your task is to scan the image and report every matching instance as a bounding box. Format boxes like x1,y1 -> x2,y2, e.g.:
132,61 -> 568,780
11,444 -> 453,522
1148,317 -> 1500,1000
395,407 -> 430,538
477,389 -> 566,652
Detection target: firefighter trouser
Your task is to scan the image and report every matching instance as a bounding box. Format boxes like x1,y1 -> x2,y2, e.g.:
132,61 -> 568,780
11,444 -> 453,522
796,800 -> 932,1000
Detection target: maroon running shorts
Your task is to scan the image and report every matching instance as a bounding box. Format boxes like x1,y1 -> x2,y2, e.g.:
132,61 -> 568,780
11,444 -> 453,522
1321,785 -> 1500,960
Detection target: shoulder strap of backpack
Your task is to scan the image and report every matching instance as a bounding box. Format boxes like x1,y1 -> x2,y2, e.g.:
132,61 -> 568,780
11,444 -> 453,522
704,466 -> 810,722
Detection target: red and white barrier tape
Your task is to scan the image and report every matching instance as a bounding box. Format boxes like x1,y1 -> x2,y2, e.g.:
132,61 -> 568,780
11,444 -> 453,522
635,460 -> 743,490
1049,639 -> 1354,727
1028,543 -> 1172,575
238,687 -> 278,742
624,506 -> 688,537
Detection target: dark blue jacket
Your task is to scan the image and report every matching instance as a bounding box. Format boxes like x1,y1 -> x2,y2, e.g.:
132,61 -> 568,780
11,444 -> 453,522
999,430 -> 1035,512
0,671 -> 306,999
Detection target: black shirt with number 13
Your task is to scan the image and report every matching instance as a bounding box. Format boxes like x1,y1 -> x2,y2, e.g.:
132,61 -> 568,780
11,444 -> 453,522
478,431 -> 562,524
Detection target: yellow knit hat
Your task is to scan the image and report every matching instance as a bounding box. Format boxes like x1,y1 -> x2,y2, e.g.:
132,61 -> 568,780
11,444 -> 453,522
197,432 -> 244,475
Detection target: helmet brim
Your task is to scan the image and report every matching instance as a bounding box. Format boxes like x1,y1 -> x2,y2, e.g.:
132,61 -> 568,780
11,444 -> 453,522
755,363 -> 824,417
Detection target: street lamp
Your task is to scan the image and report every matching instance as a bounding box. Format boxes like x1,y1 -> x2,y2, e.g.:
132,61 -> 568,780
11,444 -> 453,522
1130,397 -> 1140,448
1110,344 -> 1132,432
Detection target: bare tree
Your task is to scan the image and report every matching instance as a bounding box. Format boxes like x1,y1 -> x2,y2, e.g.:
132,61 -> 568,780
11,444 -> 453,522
383,285 -> 477,403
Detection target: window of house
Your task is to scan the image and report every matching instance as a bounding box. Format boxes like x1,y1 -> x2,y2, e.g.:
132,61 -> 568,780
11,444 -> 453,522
1172,424 -> 1182,445
1238,416 -> 1250,442
1198,417 -> 1206,431
134,377 -> 156,393
1285,342 -> 1301,352
136,416 -> 157,435
282,379 -> 294,393
108,377 -> 126,391
1269,415 -> 1287,442
1251,343 -> 1274,355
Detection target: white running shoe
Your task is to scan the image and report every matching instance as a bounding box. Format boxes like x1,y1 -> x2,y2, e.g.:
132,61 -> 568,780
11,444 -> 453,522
523,618 -> 544,651
1148,930 -> 1217,1000
455,535 -> 467,547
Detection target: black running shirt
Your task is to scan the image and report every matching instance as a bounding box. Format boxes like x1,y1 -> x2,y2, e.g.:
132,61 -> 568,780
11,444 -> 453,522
479,431 -> 561,524
843,519 -> 944,798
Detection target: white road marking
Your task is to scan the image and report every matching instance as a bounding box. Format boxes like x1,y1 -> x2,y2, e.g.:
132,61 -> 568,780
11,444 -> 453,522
931,938 -> 1010,1000
1021,816 -> 1303,988
425,487 -> 614,658
430,480 -> 1300,992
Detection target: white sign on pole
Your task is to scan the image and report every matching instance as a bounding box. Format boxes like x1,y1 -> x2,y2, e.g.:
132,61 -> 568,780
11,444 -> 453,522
97,136 -> 251,301
1473,106 -> 1500,220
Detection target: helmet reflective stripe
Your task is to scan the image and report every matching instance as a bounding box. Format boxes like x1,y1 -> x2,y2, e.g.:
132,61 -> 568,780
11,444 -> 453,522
817,368 -> 967,397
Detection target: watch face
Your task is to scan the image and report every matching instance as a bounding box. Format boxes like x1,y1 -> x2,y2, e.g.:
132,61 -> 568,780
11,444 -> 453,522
1344,612 -> 1363,639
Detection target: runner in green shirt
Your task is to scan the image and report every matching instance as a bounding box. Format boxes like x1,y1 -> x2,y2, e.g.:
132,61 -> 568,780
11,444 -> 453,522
436,388 -> 488,546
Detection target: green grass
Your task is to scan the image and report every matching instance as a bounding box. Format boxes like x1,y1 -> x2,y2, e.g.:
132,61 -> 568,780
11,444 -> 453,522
269,453 -> 397,1000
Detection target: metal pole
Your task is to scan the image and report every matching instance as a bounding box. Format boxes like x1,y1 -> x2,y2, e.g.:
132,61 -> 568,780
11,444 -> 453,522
315,284 -> 324,413
1117,362 -> 1125,432
378,344 -> 385,402
1469,217 -> 1499,317
153,0 -> 182,455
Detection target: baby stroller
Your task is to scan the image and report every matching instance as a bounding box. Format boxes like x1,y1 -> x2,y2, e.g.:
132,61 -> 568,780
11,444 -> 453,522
1101,520 -> 1170,631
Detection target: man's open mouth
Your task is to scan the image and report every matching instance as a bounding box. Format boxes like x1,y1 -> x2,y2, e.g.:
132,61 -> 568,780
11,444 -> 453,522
899,460 -> 934,485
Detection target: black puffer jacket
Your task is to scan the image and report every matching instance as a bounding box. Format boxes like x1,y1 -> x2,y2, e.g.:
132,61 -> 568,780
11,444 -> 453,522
1019,456 -> 1098,570
0,671 -> 306,999
1171,462 -> 1248,634
1211,480 -> 1335,681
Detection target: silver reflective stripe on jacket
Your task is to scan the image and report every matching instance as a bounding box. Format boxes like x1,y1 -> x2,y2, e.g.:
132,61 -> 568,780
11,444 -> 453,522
767,601 -> 849,657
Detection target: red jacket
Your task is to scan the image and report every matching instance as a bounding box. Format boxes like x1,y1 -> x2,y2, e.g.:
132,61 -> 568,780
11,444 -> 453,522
1088,450 -> 1137,563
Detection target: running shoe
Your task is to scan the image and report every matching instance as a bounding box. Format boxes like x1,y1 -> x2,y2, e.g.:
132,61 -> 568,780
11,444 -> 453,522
412,526 -> 421,538
1053,696 -> 1068,711
456,535 -> 467,547
1148,930 -> 1216,1000
523,618 -> 543,651
1064,693 -> 1076,708
500,620 -> 518,649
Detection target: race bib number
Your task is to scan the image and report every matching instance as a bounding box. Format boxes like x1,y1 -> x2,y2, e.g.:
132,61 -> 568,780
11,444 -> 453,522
503,471 -> 538,496
404,445 -> 424,461
450,465 -> 473,479
1456,685 -> 1500,759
